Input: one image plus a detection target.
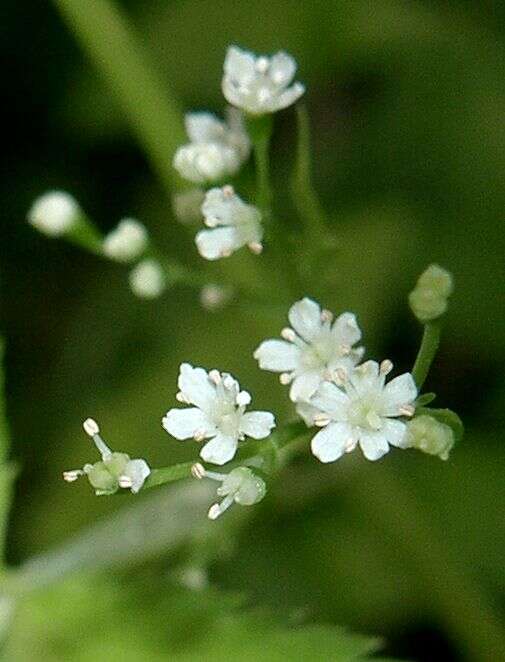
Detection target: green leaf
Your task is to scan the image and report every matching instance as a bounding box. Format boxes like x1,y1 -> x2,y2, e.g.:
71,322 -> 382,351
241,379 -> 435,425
415,392 -> 436,406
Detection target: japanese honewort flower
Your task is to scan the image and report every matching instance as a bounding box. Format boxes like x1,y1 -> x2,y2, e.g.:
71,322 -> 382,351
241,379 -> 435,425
196,186 -> 263,260
254,298 -> 364,402
173,108 -> 250,184
28,190 -> 80,236
102,218 -> 148,263
63,418 -> 150,495
128,259 -> 166,299
306,360 -> 417,463
191,463 -> 266,520
162,363 -> 275,465
222,46 -> 305,114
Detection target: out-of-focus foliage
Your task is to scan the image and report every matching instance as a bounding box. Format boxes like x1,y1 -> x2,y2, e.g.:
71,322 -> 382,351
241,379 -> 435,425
2,0 -> 504,660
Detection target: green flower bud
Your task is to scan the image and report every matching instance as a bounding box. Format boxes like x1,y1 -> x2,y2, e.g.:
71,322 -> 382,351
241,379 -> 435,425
409,264 -> 453,323
404,415 -> 455,460
85,461 -> 119,495
218,467 -> 266,506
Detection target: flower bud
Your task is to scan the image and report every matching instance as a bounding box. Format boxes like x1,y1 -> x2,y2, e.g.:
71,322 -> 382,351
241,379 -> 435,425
404,415 -> 454,460
28,191 -> 80,237
218,467 -> 266,506
409,264 -> 454,323
129,259 -> 166,299
103,218 -> 148,263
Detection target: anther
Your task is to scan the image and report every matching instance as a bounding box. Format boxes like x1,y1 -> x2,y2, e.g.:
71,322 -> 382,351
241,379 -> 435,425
314,414 -> 331,427
83,418 -> 100,437
321,309 -> 333,323
194,428 -> 206,442
209,369 -> 221,385
248,242 -> 263,255
281,327 -> 296,342
399,404 -> 415,417
280,372 -> 293,385
191,463 -> 206,480
222,185 -> 234,198
380,359 -> 393,375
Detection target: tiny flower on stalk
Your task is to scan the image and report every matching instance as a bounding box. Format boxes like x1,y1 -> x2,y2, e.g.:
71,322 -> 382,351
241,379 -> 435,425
307,360 -> 417,463
63,418 -> 150,495
28,190 -> 80,237
173,108 -> 250,184
191,462 -> 266,520
404,414 -> 454,460
103,218 -> 148,263
254,297 -> 364,402
200,283 -> 234,311
162,363 -> 275,465
222,46 -> 305,115
129,259 -> 166,299
196,186 -> 263,260
409,264 -> 453,323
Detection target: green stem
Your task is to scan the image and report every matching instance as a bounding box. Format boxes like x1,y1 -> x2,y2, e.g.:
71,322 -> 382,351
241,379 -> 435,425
52,0 -> 185,197
247,115 -> 274,221
292,104 -> 328,237
412,321 -> 441,389
0,340 -> 16,569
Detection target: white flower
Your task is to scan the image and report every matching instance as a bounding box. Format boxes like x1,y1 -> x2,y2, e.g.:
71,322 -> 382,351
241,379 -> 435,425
162,363 -> 275,465
28,190 -> 80,236
103,218 -> 148,263
254,298 -> 364,402
63,418 -> 150,495
129,259 -> 166,299
173,108 -> 250,184
191,463 -> 266,519
307,360 -> 417,463
196,186 -> 263,260
222,46 -> 305,115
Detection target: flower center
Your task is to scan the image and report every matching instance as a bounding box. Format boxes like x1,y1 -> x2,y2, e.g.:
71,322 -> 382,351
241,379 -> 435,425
347,396 -> 383,431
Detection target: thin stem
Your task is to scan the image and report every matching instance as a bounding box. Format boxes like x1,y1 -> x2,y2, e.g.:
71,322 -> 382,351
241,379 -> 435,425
292,104 -> 328,237
412,321 -> 441,389
53,0 -> 185,197
247,115 -> 274,221
0,340 -> 16,569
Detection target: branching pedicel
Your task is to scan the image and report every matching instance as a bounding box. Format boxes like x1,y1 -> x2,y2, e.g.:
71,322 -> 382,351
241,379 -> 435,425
28,45 -> 463,520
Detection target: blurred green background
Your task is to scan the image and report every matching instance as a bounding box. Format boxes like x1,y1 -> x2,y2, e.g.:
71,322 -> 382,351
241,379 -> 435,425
1,0 -> 504,660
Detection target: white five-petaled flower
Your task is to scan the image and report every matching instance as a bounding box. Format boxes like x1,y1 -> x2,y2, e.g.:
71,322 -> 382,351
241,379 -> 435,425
254,298 -> 364,402
222,46 -> 305,115
191,462 -> 266,520
162,363 -> 275,465
28,190 -> 80,236
307,360 -> 417,463
173,108 -> 250,184
63,418 -> 150,495
103,218 -> 148,263
196,186 -> 263,260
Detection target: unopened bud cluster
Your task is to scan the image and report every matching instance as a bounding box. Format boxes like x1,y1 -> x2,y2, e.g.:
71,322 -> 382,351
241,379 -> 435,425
409,264 -> 453,323
404,415 -> 454,460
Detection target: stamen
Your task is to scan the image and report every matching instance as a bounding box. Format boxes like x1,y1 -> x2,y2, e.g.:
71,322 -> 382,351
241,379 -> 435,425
280,372 -> 293,385
222,185 -> 235,198
208,493 -> 235,520
321,309 -> 333,323
193,428 -> 206,442
236,390 -> 251,407
204,216 -> 219,228
191,462 -> 206,479
339,343 -> 351,356
333,367 -> 348,385
255,56 -> 269,73
220,248 -> 233,258
314,413 -> 331,427
209,369 -> 221,385
281,327 -> 296,342
248,242 -> 263,254
344,437 -> 357,453
118,475 -> 133,488
223,375 -> 236,390
83,418 -> 100,437
399,404 -> 415,417
63,469 -> 83,482
176,391 -> 189,403
380,359 -> 393,375
208,503 -> 221,520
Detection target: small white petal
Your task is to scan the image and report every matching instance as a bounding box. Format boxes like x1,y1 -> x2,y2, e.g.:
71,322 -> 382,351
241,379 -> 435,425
381,373 -> 417,416
311,381 -> 350,418
288,298 -> 322,342
311,422 -> 352,463
240,411 -> 276,439
270,82 -> 305,111
185,112 -> 225,143
254,339 -> 300,372
200,434 -> 238,465
382,419 -> 408,448
178,364 -> 217,411
224,46 -> 257,85
196,227 -> 237,261
348,361 -> 381,395
331,312 -> 362,346
269,51 -> 296,86
295,401 -> 319,426
289,370 -> 322,402
162,407 -> 214,440
359,432 -> 390,461
121,459 -> 150,493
